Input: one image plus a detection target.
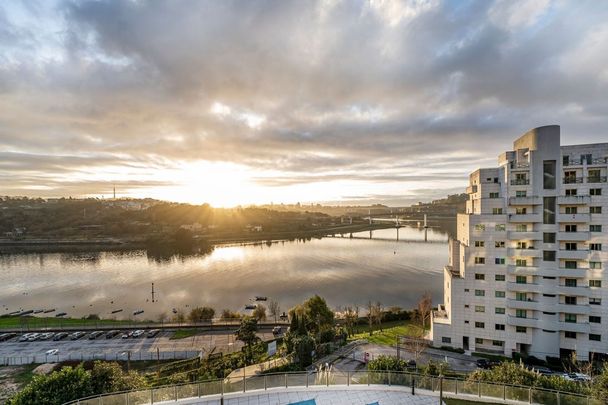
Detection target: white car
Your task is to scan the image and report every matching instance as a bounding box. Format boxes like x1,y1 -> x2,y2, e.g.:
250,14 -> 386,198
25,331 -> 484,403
45,349 -> 59,356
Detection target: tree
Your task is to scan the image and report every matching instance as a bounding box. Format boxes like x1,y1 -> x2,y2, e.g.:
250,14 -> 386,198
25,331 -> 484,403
173,308 -> 186,323
268,300 -> 281,322
342,306 -> 359,337
592,364 -> 608,402
401,327 -> 427,363
366,301 -> 382,336
189,306 -> 215,323
220,309 -> 241,320
289,295 -> 334,334
417,292 -> 432,329
157,312 -> 168,323
7,365 -> 93,405
89,361 -> 147,393
293,334 -> 316,367
235,317 -> 259,361
252,304 -> 267,321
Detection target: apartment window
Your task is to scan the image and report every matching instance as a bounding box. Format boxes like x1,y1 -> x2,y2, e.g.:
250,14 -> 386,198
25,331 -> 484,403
495,258 -> 505,265
495,241 -> 505,248
475,289 -> 485,297
516,276 -> 527,284
516,326 -> 527,333
543,251 -> 556,262
516,309 -> 527,318
590,188 -> 602,196
590,206 -> 602,214
565,278 -> 577,287
495,291 -> 505,298
493,340 -> 504,347
565,224 -> 577,232
543,232 -> 556,243
475,224 -> 486,231
495,224 -> 506,231
564,313 -> 577,323
495,307 -> 505,314
581,154 -> 592,164
475,273 -> 485,280
565,296 -> 577,305
489,192 -> 499,198
493,208 -> 503,215
495,274 -> 505,281
442,337 -> 451,343
590,225 -> 602,232
590,280 -> 602,288
589,316 -> 601,324
516,241 -> 528,249
464,288 -> 470,292
516,224 -> 528,232
590,334 -> 601,342
543,197 -> 556,224
590,243 -> 602,251
565,189 -> 577,196
565,242 -> 577,251
464,320 -> 469,324
565,331 -> 577,339
475,257 -> 485,264
590,298 -> 602,305
516,207 -> 527,214
543,160 -> 556,189
475,337 -> 483,344
565,206 -> 578,214
516,292 -> 528,301
564,170 -> 577,182
516,259 -> 527,267
475,322 -> 485,329
464,304 -> 469,308
475,305 -> 485,313
474,240 -> 485,247
590,261 -> 602,270
495,324 -> 505,331
564,261 -> 577,269
588,169 -> 601,182
516,191 -> 527,197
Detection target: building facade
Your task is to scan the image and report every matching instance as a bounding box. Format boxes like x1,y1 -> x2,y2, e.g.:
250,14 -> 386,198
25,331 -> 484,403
431,125 -> 608,361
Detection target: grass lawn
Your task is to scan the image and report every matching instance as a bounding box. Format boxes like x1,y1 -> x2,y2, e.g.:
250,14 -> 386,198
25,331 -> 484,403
444,399 -> 488,405
0,316 -> 149,330
170,329 -> 200,339
347,321 -> 426,346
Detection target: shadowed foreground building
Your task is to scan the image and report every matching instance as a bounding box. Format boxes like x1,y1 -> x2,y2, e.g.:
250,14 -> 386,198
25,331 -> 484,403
431,125 -> 608,361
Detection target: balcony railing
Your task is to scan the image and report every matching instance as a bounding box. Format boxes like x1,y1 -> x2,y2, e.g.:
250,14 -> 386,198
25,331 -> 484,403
587,176 -> 607,183
510,179 -> 530,185
563,177 -> 583,184
61,370 -> 599,405
557,195 -> 590,205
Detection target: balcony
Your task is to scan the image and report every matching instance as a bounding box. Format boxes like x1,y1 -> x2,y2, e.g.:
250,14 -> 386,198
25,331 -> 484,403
508,248 -> 541,258
508,231 -> 541,240
507,316 -> 538,328
557,250 -> 589,260
563,158 -> 608,166
509,196 -> 541,205
559,321 -> 590,334
558,213 -> 590,223
508,282 -> 542,293
558,267 -> 590,277
555,304 -> 590,315
507,265 -> 539,276
563,177 -> 583,184
508,299 -> 540,311
556,285 -> 590,296
587,176 -> 607,183
508,213 -> 541,223
510,179 -> 530,186
558,195 -> 590,205
557,231 -> 590,242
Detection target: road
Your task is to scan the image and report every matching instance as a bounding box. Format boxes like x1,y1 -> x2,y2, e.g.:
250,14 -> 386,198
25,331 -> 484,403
0,330 -> 276,365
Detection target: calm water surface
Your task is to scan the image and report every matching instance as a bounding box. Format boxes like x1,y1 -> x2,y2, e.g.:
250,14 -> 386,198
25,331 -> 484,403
0,227 -> 447,320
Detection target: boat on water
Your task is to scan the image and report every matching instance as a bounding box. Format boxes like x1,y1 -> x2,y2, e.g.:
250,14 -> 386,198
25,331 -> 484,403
43,309 -> 56,313
172,308 -> 178,314
55,312 -> 67,317
111,309 -> 123,314
244,304 -> 257,310
133,310 -> 144,316
255,296 -> 268,301
19,310 -> 34,316
33,309 -> 44,314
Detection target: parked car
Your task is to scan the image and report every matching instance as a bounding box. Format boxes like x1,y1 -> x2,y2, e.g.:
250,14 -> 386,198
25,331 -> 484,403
272,326 -> 282,335
121,331 -> 133,339
0,333 -> 17,342
88,331 -> 104,340
476,359 -> 498,369
45,349 -> 59,356
39,332 -> 55,341
69,331 -> 86,340
530,366 -> 554,376
131,330 -> 145,338
147,329 -> 160,338
27,333 -> 41,342
53,332 -> 68,341
406,359 -> 417,369
19,333 -> 34,342
105,330 -> 120,339
569,372 -> 591,382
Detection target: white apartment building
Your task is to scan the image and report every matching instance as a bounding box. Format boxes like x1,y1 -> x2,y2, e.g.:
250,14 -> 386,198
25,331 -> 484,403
431,125 -> 608,361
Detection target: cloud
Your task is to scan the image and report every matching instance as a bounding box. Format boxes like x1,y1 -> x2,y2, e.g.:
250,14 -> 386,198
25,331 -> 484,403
0,0 -> 607,205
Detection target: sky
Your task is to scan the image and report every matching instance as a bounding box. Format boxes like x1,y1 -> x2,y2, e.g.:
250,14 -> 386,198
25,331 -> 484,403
1,0 -> 607,207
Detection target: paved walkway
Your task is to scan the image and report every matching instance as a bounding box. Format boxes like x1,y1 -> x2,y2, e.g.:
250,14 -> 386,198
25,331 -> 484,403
157,386 -> 443,405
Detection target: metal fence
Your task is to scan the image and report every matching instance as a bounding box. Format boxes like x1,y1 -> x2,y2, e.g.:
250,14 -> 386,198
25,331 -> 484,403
1,350 -> 200,366
63,370 -> 601,405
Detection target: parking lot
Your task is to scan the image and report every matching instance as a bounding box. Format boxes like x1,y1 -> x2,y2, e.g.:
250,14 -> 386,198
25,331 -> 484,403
0,329 -> 276,365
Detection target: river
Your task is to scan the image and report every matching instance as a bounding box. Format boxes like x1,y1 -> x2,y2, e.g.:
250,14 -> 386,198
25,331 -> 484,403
0,226 -> 448,320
